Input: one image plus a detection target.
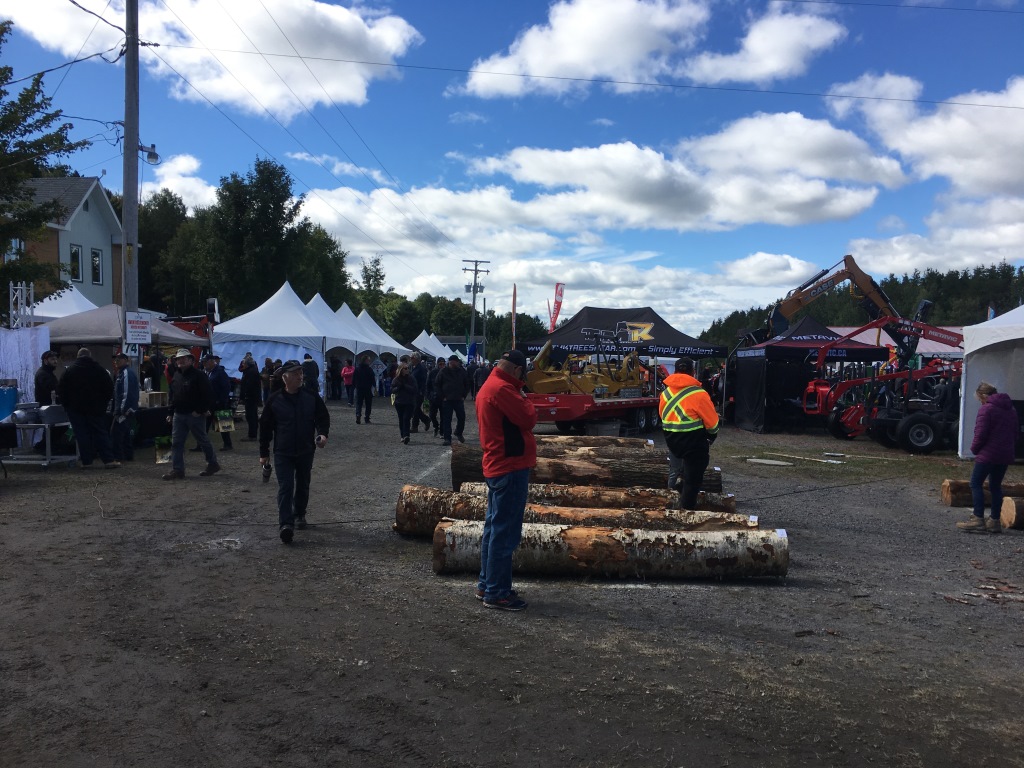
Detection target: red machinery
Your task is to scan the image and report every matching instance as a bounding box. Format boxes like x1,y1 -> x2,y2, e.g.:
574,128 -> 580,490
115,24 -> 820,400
802,318 -> 964,453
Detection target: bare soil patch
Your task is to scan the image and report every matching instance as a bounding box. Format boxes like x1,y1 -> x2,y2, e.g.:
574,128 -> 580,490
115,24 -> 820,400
2,402 -> 1023,767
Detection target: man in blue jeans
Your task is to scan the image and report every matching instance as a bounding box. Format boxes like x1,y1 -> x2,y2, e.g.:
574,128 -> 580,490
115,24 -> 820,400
474,350 -> 537,611
259,361 -> 330,543
163,348 -> 219,480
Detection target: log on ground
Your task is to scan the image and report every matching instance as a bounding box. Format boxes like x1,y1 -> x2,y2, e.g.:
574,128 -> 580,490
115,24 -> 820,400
394,484 -> 753,538
432,520 -> 788,579
458,482 -> 737,513
535,435 -> 656,449
940,479 -> 1024,507
450,442 -> 722,493
1001,497 -> 1024,530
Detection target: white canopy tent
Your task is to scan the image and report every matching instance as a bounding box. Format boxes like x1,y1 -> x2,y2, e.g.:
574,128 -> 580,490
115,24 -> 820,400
44,304 -> 211,348
958,305 -> 1024,458
306,294 -> 379,355
355,308 -> 411,358
212,283 -> 325,382
29,285 -> 99,323
411,330 -> 449,360
430,333 -> 460,360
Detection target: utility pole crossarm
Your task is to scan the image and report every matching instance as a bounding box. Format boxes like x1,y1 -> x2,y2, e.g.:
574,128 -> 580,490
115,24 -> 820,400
462,259 -> 490,362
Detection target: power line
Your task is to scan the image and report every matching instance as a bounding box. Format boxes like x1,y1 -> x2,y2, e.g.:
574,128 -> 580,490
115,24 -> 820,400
65,0 -> 126,34
785,0 -> 1024,13
52,0 -> 114,96
8,45 -> 123,86
158,44 -> 1024,112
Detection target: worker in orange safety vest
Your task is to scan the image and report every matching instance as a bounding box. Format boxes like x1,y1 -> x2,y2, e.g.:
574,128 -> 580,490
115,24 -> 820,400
660,357 -> 720,510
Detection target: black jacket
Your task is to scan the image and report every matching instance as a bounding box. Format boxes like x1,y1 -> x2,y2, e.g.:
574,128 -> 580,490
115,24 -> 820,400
437,364 -> 470,401
57,357 -> 113,416
391,373 -> 418,405
259,387 -> 330,458
206,364 -> 233,410
353,362 -> 376,392
239,363 -> 262,401
35,364 -> 59,405
171,366 -> 215,415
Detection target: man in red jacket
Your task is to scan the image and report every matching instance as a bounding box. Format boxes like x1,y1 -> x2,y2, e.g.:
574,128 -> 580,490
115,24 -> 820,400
474,349 -> 537,611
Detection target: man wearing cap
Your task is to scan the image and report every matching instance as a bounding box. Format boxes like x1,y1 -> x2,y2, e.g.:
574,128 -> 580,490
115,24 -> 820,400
660,357 -> 720,510
474,350 -> 537,611
34,350 -> 60,406
259,360 -> 330,543
111,352 -> 140,461
436,354 -> 471,446
164,348 -> 219,480
202,354 -> 234,452
56,348 -> 120,469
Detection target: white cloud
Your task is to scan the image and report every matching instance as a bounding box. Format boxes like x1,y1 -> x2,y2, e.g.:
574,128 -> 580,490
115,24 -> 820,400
461,0 -> 709,98
592,118 -> 615,127
449,111 -> 488,125
8,0 -> 422,121
682,12 -> 846,85
286,152 -> 392,186
140,154 -> 217,208
718,252 -> 819,287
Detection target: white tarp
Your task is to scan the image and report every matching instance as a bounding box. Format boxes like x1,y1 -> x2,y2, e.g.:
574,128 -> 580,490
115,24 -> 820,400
958,305 -> 1024,458
212,283 -> 325,376
306,294 -> 379,354
44,304 -> 211,348
29,285 -> 99,323
356,308 -> 411,358
0,326 -> 50,403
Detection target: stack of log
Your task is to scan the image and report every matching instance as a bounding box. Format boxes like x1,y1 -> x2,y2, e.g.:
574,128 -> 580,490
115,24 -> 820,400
940,479 -> 1024,530
397,434 -> 789,580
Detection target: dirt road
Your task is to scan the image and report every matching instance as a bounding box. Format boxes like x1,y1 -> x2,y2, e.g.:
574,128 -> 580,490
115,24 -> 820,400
3,400 -> 1023,767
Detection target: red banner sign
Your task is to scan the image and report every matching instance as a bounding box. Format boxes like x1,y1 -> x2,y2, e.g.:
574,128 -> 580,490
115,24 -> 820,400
550,283 -> 565,332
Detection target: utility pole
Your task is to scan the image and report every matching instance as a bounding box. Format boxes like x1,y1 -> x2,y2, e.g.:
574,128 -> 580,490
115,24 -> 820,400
122,0 -> 139,323
462,259 -> 489,362
481,297 -> 487,362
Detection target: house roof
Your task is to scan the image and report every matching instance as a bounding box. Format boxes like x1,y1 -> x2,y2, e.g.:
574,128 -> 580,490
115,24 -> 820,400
24,177 -> 120,233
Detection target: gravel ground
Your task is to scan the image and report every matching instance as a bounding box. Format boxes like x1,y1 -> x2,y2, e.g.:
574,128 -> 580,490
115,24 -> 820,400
2,398 -> 1023,767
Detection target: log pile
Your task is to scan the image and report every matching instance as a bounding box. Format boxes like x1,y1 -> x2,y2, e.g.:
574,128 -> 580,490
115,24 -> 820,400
458,481 -> 737,513
940,479 -> 1024,507
432,521 -> 789,579
450,441 -> 722,492
394,484 -> 754,538
1001,497 -> 1024,530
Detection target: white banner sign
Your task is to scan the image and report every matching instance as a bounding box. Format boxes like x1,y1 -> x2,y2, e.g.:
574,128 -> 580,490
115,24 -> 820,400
126,311 -> 152,345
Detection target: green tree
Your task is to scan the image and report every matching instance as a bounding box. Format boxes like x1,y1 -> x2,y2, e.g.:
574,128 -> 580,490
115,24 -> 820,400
0,20 -> 89,306
412,291 -> 437,332
430,297 -> 472,335
286,220 -> 352,309
356,254 -> 388,317
155,208 -> 220,316
378,294 -> 422,344
138,188 -> 187,311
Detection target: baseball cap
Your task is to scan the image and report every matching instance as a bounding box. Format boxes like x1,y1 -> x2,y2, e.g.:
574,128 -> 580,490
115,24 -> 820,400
113,351 -> 129,361
502,350 -> 527,368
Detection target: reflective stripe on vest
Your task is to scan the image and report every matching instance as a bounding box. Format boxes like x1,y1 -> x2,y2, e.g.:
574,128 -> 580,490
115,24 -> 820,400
660,385 -> 705,432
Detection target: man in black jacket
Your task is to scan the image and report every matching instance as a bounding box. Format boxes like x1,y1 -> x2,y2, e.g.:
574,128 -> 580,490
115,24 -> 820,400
352,355 -> 376,424
34,350 -> 60,405
437,354 -> 470,446
57,348 -> 120,469
202,354 -> 233,451
259,360 -> 330,543
164,348 -> 219,480
409,353 -> 431,434
239,357 -> 262,440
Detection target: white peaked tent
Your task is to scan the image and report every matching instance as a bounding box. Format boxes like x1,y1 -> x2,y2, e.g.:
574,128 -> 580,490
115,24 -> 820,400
430,333 -> 459,360
212,282 -> 325,375
306,294 -> 378,354
30,285 -> 99,323
411,330 -> 449,360
958,304 -> 1024,458
356,308 -> 411,358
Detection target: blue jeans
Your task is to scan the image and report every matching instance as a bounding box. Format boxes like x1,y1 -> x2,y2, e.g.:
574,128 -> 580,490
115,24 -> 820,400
477,468 -> 531,601
441,399 -> 465,443
274,451 -> 315,528
394,402 -> 413,438
67,410 -> 116,465
171,412 -> 217,473
971,461 -> 1008,518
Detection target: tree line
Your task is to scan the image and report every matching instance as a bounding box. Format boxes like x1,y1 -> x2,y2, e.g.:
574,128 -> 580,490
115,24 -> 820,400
699,262 -> 1024,349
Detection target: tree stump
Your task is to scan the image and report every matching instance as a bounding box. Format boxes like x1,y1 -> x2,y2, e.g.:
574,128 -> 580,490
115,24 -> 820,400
940,479 -> 1024,507
450,442 -> 722,492
432,520 -> 789,579
394,484 -> 754,537
458,481 -> 737,513
1001,497 -> 1024,530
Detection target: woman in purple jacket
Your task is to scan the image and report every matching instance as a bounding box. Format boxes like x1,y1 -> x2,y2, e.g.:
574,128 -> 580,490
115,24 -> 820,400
957,382 -> 1019,534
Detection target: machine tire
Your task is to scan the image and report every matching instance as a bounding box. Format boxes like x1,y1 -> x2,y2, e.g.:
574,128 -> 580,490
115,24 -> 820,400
896,412 -> 941,454
634,408 -> 648,432
867,409 -> 900,447
555,420 -> 573,435
826,410 -> 856,440
648,407 -> 660,430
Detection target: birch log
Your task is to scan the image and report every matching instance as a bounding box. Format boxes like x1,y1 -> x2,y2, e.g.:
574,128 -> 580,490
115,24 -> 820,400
536,435 -> 656,449
394,484 -> 754,537
1001,497 -> 1024,530
450,442 -> 722,492
432,520 -> 789,579
458,482 -> 737,513
940,480 -> 1024,507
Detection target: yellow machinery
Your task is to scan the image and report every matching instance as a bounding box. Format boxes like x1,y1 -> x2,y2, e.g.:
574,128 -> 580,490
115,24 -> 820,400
526,340 -> 646,396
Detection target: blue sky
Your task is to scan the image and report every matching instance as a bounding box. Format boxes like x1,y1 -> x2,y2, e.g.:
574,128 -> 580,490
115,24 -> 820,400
4,0 -> 1023,334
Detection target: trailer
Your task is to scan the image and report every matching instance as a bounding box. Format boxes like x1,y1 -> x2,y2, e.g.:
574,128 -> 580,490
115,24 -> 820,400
528,390 -> 662,435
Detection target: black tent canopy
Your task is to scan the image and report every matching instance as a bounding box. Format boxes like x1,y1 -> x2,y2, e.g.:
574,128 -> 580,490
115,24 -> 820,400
523,307 -> 726,358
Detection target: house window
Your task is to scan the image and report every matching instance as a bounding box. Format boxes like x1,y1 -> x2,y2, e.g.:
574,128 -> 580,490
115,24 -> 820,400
69,244 -> 82,282
91,248 -> 103,285
3,238 -> 23,264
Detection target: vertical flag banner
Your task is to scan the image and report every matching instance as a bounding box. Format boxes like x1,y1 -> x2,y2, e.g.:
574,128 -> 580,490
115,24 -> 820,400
987,303 -> 996,320
550,283 -> 565,332
511,284 -> 518,350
